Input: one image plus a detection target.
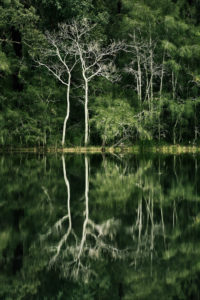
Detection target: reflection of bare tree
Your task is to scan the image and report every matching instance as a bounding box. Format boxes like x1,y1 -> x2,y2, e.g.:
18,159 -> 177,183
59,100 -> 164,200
39,155 -> 200,282
42,155 -> 76,265
42,155 -> 127,281
50,156 -> 73,263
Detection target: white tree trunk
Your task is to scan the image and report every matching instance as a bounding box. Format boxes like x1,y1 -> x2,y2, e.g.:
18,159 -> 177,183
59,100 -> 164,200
159,50 -> 165,142
144,60 -> 150,106
150,51 -> 154,103
62,75 -> 71,147
84,80 -> 89,146
135,44 -> 142,103
149,34 -> 154,106
194,102 -> 197,142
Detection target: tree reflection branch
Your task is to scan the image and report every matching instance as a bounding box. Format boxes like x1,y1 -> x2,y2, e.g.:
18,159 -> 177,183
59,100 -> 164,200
42,155 -> 127,281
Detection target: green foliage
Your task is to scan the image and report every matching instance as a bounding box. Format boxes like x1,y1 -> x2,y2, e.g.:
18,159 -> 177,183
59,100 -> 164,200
1,0 -> 200,146
161,40 -> 177,53
91,96 -> 151,145
0,50 -> 10,73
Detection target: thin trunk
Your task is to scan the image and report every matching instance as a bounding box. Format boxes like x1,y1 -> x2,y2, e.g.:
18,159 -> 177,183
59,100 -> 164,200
173,118 -> 178,145
62,74 -> 71,146
178,125 -> 182,143
171,71 -> 174,99
159,51 -> 165,99
138,63 -> 142,103
149,35 -> 154,106
136,75 -> 140,102
133,32 -> 142,105
172,71 -> 178,100
44,156 -> 47,173
194,102 -> 197,142
173,125 -> 176,145
159,50 -> 166,142
150,55 -> 153,102
136,47 -> 142,103
84,80 -> 89,146
144,60 -> 150,105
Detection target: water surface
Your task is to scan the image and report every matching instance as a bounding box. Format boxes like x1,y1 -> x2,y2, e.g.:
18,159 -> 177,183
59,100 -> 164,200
0,153 -> 200,299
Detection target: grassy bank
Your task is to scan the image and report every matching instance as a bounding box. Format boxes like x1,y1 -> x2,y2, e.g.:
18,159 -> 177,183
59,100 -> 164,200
1,145 -> 200,154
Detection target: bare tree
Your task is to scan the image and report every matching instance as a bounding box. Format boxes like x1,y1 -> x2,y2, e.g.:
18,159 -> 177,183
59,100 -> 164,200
35,20 -> 123,146
66,19 -> 124,145
125,32 -> 163,110
35,26 -> 78,146
124,31 -> 146,106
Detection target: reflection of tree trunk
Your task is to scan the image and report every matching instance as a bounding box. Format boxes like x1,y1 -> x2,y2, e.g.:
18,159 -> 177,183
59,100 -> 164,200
136,198 -> 142,253
159,158 -> 166,249
62,155 -> 71,230
150,191 -> 154,252
172,156 -> 178,229
172,199 -> 178,229
77,155 -> 89,261
50,155 -> 72,263
85,156 -> 89,212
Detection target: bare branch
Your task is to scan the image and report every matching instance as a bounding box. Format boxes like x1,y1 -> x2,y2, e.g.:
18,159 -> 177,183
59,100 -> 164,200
35,60 -> 68,86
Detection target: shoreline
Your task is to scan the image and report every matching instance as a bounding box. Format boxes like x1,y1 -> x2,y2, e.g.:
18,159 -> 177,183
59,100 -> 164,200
1,145 -> 200,154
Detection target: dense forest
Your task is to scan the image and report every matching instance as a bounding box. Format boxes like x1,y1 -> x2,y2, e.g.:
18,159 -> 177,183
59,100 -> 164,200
1,0 -> 200,147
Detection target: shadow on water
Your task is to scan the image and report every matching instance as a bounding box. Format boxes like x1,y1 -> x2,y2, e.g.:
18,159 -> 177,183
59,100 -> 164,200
0,153 -> 200,299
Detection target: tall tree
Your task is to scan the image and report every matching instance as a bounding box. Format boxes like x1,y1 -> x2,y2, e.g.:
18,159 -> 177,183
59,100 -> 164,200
66,19 -> 123,145
35,25 -> 78,146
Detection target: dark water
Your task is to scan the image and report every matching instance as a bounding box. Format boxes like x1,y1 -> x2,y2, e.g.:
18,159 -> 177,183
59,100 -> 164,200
0,153 -> 200,300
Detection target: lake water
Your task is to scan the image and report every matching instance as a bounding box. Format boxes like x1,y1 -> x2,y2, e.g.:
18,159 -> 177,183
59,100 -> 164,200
0,153 -> 200,299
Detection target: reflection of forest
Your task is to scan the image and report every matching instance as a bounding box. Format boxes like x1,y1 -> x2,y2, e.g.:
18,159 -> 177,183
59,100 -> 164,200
0,154 -> 200,299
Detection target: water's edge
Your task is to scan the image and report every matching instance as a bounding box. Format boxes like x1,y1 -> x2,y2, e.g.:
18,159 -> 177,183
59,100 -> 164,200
1,145 -> 200,154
